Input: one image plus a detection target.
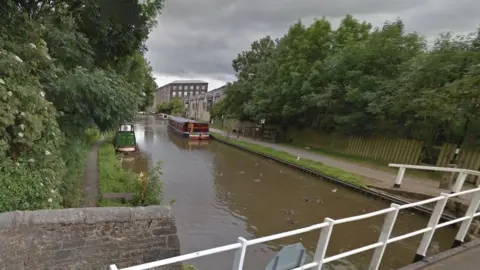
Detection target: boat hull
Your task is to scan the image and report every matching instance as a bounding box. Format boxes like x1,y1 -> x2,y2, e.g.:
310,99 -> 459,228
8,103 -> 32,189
168,124 -> 209,140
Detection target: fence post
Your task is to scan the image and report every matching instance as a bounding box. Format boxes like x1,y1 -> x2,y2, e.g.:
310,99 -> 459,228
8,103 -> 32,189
312,218 -> 335,270
451,171 -> 468,193
452,187 -> 480,248
393,167 -> 406,188
109,265 -> 118,270
232,237 -> 248,270
413,193 -> 449,262
368,204 -> 400,270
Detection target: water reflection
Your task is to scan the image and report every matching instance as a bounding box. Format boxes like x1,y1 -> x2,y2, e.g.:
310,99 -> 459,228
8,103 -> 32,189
131,115 -> 456,270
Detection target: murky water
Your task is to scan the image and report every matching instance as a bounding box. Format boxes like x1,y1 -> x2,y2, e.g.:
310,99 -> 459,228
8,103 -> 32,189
129,115 -> 457,270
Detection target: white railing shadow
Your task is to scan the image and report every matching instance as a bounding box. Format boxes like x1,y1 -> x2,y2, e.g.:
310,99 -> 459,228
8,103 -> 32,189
110,186 -> 480,270
389,163 -> 480,193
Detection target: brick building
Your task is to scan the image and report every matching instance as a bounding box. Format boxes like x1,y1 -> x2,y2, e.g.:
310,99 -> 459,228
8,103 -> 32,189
153,80 -> 208,109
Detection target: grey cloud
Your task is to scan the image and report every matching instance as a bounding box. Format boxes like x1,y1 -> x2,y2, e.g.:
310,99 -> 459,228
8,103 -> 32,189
145,0 -> 480,81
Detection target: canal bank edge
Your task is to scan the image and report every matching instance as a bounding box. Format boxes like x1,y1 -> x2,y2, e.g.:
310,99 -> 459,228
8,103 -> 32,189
0,206 -> 181,270
397,239 -> 480,270
209,132 -> 457,221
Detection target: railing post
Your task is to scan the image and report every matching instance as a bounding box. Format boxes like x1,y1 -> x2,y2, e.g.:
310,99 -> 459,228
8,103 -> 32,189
393,167 -> 406,188
232,237 -> 248,270
451,171 -> 468,193
312,218 -> 335,270
413,193 -> 449,262
368,204 -> 400,270
452,187 -> 480,248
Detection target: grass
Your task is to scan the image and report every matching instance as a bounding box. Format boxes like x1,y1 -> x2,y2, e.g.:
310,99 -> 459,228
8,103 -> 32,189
286,142 -> 442,181
97,143 -> 138,206
183,265 -> 196,270
97,132 -> 163,207
210,132 -> 367,187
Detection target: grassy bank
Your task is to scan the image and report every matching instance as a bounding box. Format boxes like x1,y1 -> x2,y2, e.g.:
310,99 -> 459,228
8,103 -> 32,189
210,132 -> 366,187
97,139 -> 162,207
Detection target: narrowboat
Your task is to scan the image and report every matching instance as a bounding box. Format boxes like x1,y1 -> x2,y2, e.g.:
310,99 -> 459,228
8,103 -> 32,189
113,124 -> 139,153
167,116 -> 210,140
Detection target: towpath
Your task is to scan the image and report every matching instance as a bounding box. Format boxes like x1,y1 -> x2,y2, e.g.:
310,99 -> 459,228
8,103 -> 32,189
80,141 -> 102,207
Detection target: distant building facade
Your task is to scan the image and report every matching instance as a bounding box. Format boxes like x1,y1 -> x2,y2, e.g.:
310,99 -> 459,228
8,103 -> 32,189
185,85 -> 226,122
153,80 -> 208,110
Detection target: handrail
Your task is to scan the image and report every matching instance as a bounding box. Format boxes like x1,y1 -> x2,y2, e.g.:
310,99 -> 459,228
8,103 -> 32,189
110,186 -> 480,270
388,163 -> 480,192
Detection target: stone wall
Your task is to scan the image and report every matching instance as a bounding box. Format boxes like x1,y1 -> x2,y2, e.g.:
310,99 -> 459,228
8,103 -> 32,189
0,206 -> 181,270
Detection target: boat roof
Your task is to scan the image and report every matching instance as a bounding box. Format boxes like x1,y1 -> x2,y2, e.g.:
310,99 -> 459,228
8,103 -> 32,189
169,116 -> 209,124
169,116 -> 197,123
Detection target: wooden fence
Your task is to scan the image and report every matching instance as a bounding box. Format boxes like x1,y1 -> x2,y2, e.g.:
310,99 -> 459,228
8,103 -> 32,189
286,128 -> 424,165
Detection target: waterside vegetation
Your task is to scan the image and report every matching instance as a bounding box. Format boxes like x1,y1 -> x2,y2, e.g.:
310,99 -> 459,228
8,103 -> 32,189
216,15 -> 480,157
0,0 -> 163,212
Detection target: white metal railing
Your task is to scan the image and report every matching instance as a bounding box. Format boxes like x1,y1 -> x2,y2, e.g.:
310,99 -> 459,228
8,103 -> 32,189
389,163 -> 480,193
110,186 -> 480,270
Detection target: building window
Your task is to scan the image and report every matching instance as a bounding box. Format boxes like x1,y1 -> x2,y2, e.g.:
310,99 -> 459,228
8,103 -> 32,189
173,85 -> 177,90
195,85 -> 200,90
179,85 -> 183,90
202,85 -> 206,90
190,85 -> 194,90
172,92 -> 176,97
183,92 -> 187,97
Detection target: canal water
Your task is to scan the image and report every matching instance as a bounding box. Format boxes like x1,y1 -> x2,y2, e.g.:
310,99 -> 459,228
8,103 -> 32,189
128,115 -> 456,270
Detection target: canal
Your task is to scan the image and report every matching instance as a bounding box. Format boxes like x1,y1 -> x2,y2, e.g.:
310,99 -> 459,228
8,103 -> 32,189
129,115 -> 456,270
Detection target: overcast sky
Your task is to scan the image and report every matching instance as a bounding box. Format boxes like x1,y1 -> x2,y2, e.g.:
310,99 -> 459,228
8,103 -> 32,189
145,0 -> 480,90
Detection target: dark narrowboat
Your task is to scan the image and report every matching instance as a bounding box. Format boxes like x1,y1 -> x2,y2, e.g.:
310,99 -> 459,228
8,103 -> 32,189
167,116 -> 210,140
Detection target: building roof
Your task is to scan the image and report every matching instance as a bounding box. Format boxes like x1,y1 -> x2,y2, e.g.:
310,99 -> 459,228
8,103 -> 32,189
170,80 -> 208,84
208,84 -> 227,93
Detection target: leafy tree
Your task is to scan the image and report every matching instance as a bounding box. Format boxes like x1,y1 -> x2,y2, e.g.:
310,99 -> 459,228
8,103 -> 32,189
224,14 -> 480,146
0,0 -> 163,211
170,98 -> 185,115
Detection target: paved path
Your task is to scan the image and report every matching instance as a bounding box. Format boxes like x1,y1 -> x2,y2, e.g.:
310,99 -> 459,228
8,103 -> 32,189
421,244 -> 480,270
210,128 -> 472,202
398,240 -> 480,270
79,141 -> 102,207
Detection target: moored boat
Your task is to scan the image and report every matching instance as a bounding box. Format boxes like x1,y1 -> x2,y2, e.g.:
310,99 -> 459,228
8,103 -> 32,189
113,124 -> 139,153
167,116 -> 210,140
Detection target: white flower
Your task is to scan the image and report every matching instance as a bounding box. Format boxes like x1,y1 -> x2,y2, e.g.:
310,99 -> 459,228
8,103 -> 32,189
50,189 -> 55,193
40,182 -> 44,186
7,91 -> 12,96
40,91 -> 45,98
13,55 -> 23,63
20,112 -> 25,116
18,132 -> 24,138
48,198 -> 52,203
0,78 -> 4,85
28,158 -> 35,162
45,150 -> 51,156
19,124 -> 25,130
28,43 -> 37,49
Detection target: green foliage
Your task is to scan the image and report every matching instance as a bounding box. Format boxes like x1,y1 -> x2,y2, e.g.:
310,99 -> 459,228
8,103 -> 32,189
221,15 -> 480,145
0,0 -> 163,211
156,98 -> 185,115
98,143 -> 162,206
98,144 -> 137,194
156,101 -> 171,114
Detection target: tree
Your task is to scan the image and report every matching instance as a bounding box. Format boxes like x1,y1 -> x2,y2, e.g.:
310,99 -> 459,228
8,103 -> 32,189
0,0 -> 164,211
225,14 -> 480,146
